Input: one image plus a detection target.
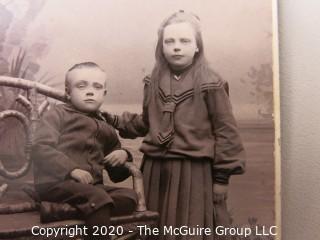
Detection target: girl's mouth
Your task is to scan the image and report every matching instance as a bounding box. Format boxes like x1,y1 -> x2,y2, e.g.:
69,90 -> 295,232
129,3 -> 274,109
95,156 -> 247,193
172,55 -> 184,59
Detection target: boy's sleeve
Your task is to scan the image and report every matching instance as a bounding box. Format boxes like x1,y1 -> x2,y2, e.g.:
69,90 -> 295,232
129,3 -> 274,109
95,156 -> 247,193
103,127 -> 132,183
102,77 -> 150,139
31,106 -> 78,181
205,83 -> 246,185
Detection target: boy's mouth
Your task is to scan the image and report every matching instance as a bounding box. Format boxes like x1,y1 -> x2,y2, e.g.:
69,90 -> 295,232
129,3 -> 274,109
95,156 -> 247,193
84,99 -> 96,103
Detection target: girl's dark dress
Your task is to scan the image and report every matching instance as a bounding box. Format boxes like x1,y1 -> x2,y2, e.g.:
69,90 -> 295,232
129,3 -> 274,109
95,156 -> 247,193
108,68 -> 246,240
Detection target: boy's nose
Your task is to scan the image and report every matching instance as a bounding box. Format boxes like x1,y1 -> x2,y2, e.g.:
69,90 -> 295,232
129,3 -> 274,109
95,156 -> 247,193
174,47 -> 181,52
86,92 -> 94,96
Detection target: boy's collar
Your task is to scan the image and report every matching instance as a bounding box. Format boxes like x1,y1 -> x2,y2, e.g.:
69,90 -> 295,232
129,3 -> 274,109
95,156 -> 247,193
62,103 -> 104,119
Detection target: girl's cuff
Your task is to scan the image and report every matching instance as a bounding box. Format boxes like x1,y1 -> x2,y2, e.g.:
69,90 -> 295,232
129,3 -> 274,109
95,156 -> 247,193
120,148 -> 133,162
213,170 -> 230,185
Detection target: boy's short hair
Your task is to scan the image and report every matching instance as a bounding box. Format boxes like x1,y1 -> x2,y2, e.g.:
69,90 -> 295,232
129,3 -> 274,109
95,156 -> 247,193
65,62 -> 106,92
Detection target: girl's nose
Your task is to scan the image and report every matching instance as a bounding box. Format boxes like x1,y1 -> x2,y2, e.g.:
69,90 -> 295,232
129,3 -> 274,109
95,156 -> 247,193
86,92 -> 94,96
173,42 -> 182,52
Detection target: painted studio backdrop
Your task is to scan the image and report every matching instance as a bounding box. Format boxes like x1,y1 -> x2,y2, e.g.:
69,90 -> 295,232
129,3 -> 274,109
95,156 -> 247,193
0,0 -> 276,228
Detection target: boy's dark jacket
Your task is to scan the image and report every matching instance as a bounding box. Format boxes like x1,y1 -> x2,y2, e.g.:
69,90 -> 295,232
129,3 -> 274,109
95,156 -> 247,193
31,104 -> 131,190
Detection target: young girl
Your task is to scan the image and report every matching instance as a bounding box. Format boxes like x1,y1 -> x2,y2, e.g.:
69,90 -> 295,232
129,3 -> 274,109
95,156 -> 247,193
106,11 -> 246,240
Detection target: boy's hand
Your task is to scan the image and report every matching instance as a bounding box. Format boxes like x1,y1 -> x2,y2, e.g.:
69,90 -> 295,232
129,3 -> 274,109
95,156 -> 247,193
70,169 -> 94,184
213,183 -> 228,203
104,150 -> 128,167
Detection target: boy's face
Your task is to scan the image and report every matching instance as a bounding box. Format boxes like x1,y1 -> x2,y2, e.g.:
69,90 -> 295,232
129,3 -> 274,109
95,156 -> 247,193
162,22 -> 198,71
66,68 -> 107,113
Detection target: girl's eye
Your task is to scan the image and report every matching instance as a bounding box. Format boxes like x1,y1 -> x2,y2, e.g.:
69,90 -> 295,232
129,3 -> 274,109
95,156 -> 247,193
181,38 -> 191,43
164,39 -> 174,44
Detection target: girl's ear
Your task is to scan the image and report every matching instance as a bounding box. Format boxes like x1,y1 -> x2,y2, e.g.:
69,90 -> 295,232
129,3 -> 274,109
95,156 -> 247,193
195,47 -> 199,53
104,90 -> 107,96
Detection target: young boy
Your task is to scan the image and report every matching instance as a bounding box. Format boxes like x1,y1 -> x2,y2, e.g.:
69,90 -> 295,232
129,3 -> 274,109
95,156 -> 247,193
31,62 -> 137,240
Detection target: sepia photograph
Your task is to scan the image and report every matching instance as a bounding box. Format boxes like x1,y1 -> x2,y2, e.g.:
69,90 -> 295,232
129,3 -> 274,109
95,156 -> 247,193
0,1 -> 280,239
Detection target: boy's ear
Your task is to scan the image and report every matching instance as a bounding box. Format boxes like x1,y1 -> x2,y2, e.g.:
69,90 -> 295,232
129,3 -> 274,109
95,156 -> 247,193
104,90 -> 107,96
65,86 -> 71,100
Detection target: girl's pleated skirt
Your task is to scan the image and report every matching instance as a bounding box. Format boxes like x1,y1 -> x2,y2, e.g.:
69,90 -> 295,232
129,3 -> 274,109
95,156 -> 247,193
142,156 -> 216,240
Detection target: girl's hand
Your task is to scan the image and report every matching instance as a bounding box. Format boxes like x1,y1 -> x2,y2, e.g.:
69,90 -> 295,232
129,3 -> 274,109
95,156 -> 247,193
213,184 -> 231,225
70,169 -> 93,184
104,150 -> 128,167
102,112 -> 116,127
213,184 -> 228,203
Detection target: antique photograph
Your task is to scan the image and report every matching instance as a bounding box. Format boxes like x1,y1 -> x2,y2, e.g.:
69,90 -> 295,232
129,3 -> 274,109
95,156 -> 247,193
0,1 -> 279,239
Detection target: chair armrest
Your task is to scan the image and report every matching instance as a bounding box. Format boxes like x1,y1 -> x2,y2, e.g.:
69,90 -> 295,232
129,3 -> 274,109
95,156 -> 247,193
123,162 -> 147,212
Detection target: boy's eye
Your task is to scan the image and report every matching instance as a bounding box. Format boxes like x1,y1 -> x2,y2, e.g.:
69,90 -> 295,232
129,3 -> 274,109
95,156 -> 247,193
93,83 -> 104,89
76,82 -> 87,88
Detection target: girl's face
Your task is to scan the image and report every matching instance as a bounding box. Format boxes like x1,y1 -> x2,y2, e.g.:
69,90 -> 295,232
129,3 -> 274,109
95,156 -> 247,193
162,22 -> 198,71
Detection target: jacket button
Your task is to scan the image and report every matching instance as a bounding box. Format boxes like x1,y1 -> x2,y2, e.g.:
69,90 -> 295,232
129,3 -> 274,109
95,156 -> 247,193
91,203 -> 96,208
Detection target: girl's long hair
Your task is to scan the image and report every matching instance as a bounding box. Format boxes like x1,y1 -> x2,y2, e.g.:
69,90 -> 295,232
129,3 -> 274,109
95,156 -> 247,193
149,11 -> 221,102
